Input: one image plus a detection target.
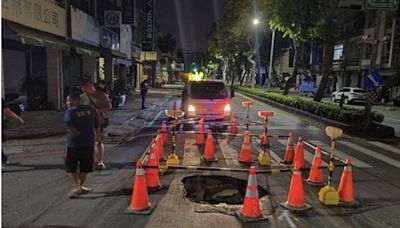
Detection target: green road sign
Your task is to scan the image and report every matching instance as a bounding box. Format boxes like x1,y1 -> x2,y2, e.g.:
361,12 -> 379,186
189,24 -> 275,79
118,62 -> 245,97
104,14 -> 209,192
367,0 -> 398,10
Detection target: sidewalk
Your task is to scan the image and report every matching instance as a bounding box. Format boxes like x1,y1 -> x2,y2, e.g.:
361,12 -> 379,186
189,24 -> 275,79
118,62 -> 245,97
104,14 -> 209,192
4,90 -> 178,141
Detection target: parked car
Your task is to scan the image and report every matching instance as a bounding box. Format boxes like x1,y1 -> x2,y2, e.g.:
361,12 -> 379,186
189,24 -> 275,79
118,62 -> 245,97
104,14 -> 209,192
331,87 -> 366,104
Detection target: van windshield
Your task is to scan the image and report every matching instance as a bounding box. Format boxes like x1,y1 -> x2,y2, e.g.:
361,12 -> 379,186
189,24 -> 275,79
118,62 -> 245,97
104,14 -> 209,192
189,82 -> 227,99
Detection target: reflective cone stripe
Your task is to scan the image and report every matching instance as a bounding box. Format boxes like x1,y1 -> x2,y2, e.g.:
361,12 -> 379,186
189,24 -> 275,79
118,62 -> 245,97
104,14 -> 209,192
239,131 -> 252,163
196,119 -> 205,145
203,130 -> 216,160
161,120 -> 168,144
307,146 -> 324,184
292,137 -> 304,168
283,132 -> 295,163
338,159 -> 355,203
128,161 -> 151,211
241,166 -> 262,218
286,162 -> 305,207
156,133 -> 164,160
145,144 -> 161,189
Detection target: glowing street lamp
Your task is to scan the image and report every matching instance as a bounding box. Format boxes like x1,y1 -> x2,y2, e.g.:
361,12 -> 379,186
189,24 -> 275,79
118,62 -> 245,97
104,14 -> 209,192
253,18 -> 260,25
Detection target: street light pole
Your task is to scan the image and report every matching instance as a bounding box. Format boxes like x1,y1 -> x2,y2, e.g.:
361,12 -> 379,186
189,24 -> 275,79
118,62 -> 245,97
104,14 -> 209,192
268,29 -> 275,87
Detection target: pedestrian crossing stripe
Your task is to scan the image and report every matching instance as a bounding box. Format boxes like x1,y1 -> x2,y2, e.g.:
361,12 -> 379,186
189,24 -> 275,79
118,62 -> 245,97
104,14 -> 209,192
308,140 -> 372,168
217,139 -> 240,166
339,141 -> 400,168
369,141 -> 400,156
183,137 -> 201,166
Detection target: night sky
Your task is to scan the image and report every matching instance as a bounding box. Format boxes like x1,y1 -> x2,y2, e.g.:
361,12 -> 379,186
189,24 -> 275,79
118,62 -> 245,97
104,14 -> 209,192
157,0 -> 224,53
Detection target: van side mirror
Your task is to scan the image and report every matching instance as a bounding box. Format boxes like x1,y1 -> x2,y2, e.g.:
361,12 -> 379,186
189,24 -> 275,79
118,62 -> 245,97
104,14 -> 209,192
230,89 -> 235,98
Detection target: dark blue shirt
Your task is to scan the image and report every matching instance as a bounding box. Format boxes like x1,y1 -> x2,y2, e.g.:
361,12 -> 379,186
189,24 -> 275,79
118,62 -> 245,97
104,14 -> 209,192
64,105 -> 99,147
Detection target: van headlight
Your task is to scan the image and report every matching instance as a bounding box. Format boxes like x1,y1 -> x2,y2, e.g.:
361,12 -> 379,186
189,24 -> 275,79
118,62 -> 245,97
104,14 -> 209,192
224,104 -> 231,112
188,104 -> 196,113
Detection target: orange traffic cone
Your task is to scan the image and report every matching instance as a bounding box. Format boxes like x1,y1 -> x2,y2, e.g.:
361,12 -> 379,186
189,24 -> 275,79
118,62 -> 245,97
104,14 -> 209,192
231,116 -> 238,134
307,146 -> 324,185
282,131 -> 295,164
201,130 -> 217,162
280,161 -> 312,211
338,159 -> 359,206
145,143 -> 163,191
196,118 -> 205,145
173,101 -> 177,111
125,160 -> 155,214
161,120 -> 168,145
156,130 -> 165,161
239,131 -> 253,164
235,166 -> 267,222
292,137 -> 305,168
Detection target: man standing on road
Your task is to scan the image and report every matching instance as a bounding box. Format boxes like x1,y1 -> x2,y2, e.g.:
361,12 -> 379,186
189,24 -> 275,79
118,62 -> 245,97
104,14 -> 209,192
80,78 -> 112,170
140,79 -> 149,109
64,93 -> 98,197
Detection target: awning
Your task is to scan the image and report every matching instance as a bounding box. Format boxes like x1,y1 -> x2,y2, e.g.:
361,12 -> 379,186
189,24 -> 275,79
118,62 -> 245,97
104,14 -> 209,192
9,25 -> 69,51
75,47 -> 100,57
111,50 -> 128,59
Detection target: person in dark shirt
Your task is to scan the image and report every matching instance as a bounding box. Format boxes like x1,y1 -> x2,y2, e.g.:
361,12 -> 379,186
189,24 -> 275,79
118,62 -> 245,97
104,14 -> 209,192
64,92 -> 99,197
140,79 -> 148,109
2,98 -> 24,166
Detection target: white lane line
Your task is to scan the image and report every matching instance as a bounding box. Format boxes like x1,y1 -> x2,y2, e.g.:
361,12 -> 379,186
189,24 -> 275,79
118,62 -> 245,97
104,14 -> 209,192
309,140 -> 372,168
339,141 -> 400,168
277,140 -> 324,165
369,141 -> 400,156
218,138 -> 239,166
183,137 -> 201,166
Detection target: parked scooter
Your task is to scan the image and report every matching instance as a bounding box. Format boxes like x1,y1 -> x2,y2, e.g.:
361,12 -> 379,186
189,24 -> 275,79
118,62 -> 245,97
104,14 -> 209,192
4,93 -> 26,116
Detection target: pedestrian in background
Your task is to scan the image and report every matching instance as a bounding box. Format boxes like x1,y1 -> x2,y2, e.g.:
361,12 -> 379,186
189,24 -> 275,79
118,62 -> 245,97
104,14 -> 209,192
140,79 -> 149,109
64,93 -> 98,197
80,77 -> 111,170
2,98 -> 24,166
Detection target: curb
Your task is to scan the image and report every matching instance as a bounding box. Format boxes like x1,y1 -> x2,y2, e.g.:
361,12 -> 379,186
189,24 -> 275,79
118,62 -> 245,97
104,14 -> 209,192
236,90 -> 396,139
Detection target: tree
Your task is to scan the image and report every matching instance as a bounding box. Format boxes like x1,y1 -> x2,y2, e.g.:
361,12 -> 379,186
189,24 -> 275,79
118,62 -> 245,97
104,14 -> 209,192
263,0 -> 322,95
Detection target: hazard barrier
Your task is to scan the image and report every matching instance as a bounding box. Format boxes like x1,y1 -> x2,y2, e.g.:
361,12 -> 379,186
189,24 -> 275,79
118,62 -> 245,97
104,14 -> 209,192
303,140 -> 346,164
142,164 -> 346,174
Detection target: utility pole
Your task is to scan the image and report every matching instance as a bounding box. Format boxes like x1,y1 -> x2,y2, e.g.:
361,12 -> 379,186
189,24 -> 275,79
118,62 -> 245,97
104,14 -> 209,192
268,29 -> 276,87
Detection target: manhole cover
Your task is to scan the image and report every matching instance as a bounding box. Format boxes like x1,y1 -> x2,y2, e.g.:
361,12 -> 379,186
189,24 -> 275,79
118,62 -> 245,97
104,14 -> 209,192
182,175 -> 269,205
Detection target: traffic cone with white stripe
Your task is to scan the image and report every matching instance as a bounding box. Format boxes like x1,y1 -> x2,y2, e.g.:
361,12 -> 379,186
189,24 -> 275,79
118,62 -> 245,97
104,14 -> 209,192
235,166 -> 267,222
306,146 -> 324,185
125,160 -> 155,214
145,142 -> 163,191
196,118 -> 205,145
338,159 -> 359,206
280,161 -> 312,211
156,130 -> 165,161
292,137 -> 305,169
239,131 -> 253,164
201,129 -> 218,162
282,131 -> 295,164
230,116 -> 238,134
161,120 -> 168,145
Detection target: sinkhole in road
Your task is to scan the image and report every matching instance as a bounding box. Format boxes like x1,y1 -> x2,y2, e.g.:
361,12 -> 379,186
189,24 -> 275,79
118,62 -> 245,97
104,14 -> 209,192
182,175 -> 269,205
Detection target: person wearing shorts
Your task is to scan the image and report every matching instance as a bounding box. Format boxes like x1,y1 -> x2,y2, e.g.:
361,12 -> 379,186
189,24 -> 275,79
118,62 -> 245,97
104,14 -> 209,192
64,92 -> 99,198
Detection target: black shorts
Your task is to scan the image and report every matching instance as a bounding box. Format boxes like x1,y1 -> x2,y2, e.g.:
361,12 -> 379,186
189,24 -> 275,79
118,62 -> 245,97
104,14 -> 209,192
65,147 -> 94,173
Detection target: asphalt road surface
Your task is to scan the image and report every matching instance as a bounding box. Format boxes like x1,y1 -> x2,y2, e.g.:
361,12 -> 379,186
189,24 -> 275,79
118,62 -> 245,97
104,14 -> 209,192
2,92 -> 400,228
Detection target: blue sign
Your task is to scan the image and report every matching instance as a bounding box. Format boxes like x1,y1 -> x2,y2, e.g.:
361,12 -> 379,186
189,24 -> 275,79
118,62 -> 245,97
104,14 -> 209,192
366,71 -> 383,89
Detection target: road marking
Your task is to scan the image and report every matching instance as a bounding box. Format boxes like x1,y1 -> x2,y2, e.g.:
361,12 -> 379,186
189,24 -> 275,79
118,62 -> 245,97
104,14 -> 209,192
183,137 -> 201,166
339,141 -> 400,168
369,141 -> 400,156
309,140 -> 372,168
218,138 -> 239,166
278,210 -> 297,228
